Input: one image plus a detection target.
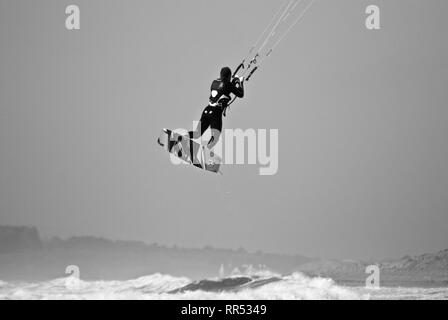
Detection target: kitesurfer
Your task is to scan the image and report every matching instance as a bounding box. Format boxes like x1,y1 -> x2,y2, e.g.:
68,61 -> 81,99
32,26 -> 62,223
188,67 -> 244,149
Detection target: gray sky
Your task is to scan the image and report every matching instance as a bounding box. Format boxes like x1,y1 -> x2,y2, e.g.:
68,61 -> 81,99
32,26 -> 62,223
0,0 -> 447,260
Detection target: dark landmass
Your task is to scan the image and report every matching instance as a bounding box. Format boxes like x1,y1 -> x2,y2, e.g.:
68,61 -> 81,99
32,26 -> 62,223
0,225 -> 311,282
0,225 -> 447,287
299,250 -> 448,287
0,226 -> 42,253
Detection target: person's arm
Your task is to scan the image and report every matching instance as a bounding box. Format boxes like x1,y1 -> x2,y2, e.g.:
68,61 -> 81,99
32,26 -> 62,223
231,77 -> 244,98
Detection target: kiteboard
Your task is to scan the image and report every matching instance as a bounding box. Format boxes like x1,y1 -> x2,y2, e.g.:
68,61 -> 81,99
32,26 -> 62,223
157,128 -> 221,174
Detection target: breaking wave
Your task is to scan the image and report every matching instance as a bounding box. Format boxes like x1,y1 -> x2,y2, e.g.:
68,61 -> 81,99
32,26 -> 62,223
0,272 -> 363,300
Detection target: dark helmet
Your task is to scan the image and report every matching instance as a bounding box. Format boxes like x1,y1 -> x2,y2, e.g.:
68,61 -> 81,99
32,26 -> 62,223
220,67 -> 232,82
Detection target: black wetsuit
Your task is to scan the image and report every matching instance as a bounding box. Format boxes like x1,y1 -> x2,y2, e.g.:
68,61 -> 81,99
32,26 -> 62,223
189,77 -> 244,148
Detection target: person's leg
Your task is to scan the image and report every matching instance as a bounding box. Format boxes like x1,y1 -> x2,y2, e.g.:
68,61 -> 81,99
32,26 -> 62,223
208,116 -> 223,150
188,107 -> 212,168
189,107 -> 210,139
188,121 -> 202,139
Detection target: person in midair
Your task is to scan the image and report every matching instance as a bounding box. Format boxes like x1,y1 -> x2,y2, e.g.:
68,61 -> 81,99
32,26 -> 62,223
188,67 -> 244,150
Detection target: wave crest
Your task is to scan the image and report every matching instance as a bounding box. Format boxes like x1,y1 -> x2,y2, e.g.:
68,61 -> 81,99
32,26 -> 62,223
0,272 -> 362,300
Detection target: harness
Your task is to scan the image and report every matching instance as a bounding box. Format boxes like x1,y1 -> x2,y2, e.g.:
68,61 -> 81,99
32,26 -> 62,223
208,79 -> 232,116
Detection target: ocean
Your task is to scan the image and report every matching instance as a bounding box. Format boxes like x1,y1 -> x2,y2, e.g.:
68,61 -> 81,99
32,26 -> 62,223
1,271 -> 447,300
